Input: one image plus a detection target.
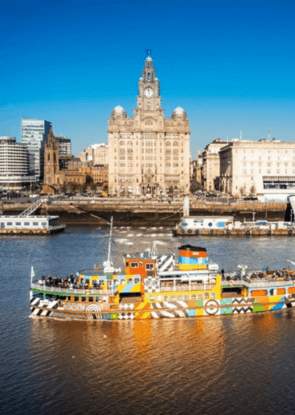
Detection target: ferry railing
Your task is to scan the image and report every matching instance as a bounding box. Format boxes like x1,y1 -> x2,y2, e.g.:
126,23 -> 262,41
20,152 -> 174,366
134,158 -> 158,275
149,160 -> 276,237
223,279 -> 295,288
31,283 -> 114,296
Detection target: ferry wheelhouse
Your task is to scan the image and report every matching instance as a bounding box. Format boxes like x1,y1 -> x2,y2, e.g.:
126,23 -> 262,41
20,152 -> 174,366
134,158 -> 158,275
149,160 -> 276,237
30,244 -> 295,320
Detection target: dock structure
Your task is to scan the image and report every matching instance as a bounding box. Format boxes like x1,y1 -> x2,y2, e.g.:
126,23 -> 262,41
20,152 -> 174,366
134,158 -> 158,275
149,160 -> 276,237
174,223 -> 295,237
0,198 -> 65,234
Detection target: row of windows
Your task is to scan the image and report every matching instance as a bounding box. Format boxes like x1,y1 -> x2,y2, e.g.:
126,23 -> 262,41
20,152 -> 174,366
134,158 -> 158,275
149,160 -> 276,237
243,170 -> 294,175
243,161 -> 295,166
0,221 -> 47,227
118,140 -> 182,146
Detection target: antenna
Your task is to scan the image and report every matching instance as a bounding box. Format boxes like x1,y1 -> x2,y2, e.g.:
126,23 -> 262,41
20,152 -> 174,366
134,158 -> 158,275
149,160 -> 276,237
107,216 -> 113,265
239,130 -> 243,140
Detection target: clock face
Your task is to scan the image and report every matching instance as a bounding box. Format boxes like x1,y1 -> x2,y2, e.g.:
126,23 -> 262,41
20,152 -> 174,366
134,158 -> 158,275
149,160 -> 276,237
144,87 -> 154,98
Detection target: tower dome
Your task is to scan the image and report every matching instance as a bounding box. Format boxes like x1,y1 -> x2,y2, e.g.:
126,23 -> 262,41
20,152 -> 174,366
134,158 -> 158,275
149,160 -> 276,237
172,107 -> 186,119
114,105 -> 124,113
112,105 -> 127,118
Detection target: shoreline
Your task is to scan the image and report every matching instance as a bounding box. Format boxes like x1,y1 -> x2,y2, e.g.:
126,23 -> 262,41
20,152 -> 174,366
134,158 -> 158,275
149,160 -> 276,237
0,199 -> 290,226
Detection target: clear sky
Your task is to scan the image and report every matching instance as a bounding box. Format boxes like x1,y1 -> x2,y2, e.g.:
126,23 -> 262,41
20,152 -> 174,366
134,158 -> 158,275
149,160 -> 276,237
0,0 -> 294,156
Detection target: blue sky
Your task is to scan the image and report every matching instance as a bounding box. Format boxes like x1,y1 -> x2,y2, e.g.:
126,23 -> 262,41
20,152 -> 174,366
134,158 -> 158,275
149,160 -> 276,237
0,0 -> 294,155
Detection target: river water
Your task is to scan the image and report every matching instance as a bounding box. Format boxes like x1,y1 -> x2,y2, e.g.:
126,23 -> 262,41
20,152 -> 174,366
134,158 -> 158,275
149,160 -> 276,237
1,226 -> 295,415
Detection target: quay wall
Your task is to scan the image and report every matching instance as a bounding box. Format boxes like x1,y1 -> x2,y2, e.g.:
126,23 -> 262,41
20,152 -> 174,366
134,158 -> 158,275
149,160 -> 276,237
0,199 -> 289,226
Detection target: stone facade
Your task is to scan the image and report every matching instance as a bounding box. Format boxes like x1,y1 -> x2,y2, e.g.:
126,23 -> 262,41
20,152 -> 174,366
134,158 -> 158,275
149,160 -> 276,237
79,143 -> 108,166
201,139 -> 228,191
43,128 -> 60,191
220,139 -> 295,197
108,54 -> 190,196
43,129 -> 107,194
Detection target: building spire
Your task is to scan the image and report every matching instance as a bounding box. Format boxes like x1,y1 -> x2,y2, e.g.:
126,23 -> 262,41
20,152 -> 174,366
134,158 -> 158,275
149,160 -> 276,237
145,48 -> 152,59
142,50 -> 155,82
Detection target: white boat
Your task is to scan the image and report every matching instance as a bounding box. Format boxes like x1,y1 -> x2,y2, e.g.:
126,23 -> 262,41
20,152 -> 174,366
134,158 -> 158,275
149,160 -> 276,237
0,215 -> 65,234
0,198 -> 65,234
177,215 -> 234,233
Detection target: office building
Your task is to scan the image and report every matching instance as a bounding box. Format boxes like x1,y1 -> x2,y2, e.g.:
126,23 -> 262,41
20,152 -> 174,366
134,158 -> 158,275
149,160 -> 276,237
21,118 -> 52,181
0,136 -> 34,189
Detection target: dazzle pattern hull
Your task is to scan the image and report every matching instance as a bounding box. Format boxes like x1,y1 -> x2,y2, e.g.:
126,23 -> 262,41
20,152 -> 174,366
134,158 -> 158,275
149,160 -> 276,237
30,245 -> 295,321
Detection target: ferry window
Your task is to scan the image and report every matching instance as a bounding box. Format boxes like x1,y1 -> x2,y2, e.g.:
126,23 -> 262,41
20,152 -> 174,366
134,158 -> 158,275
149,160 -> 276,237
88,296 -> 93,302
7,222 -> 12,226
81,297 -> 86,302
204,293 -> 209,299
33,222 -> 38,226
41,222 -> 47,226
130,262 -> 138,268
146,263 -> 154,270
251,289 -> 268,297
134,277 -> 140,283
16,222 -> 21,226
208,222 -> 213,227
191,294 -> 196,300
128,278 -> 132,283
269,289 -> 274,295
24,222 -> 30,226
74,296 -> 79,302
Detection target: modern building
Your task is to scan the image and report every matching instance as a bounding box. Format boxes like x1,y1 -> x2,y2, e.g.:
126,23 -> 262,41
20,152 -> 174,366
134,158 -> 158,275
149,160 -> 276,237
0,136 -> 34,189
201,139 -> 228,192
21,118 -> 52,181
108,53 -> 191,197
55,136 -> 72,158
55,136 -> 72,169
79,143 -> 108,166
219,139 -> 295,200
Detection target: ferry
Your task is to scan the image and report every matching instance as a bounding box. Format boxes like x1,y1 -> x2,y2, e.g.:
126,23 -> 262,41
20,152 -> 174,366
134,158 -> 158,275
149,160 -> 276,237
29,230 -> 295,320
0,198 -> 65,234
0,215 -> 65,234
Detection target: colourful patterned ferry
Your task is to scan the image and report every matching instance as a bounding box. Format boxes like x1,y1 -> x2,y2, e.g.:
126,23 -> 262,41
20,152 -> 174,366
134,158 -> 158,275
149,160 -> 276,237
30,244 -> 295,321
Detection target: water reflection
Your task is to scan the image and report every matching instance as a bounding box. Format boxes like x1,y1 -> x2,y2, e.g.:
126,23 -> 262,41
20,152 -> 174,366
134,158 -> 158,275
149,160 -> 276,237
1,227 -> 295,414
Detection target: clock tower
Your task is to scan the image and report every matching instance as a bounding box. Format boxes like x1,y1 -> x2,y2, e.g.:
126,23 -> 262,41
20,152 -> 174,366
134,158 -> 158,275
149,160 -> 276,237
137,52 -> 161,113
108,52 -> 191,197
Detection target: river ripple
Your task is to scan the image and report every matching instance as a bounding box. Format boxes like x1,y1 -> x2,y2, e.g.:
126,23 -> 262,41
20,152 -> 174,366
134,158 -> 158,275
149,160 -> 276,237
1,226 -> 295,415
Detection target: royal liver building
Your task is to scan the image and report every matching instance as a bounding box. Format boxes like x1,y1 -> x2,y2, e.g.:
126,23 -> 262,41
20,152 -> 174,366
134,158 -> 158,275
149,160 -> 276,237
108,53 -> 190,196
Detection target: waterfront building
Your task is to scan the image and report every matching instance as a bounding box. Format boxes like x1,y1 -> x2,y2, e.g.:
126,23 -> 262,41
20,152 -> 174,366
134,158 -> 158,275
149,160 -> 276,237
43,128 -> 60,190
108,53 -> 190,197
201,139 -> 228,192
219,139 -> 295,200
79,143 -> 108,166
0,136 -> 34,189
21,118 -> 52,181
191,152 -> 203,192
43,129 -> 106,193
